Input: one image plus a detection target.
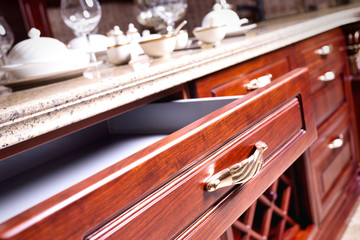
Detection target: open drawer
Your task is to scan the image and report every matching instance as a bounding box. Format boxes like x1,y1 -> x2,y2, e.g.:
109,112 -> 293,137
0,68 -> 316,240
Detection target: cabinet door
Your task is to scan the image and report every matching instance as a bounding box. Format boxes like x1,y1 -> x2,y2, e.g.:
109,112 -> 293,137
307,104 -> 358,223
0,68 -> 316,240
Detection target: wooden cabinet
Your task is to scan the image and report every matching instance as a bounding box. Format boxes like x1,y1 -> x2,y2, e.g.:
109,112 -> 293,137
0,68 -> 316,240
294,29 -> 360,239
191,28 -> 360,239
0,27 -> 358,240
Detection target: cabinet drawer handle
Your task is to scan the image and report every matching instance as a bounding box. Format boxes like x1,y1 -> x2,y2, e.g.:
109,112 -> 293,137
329,134 -> 344,149
318,71 -> 335,82
314,45 -> 333,56
205,141 -> 268,192
245,74 -> 272,91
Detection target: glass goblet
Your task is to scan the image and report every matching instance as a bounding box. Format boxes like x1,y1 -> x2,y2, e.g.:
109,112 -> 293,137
136,0 -> 187,34
0,16 -> 14,66
60,0 -> 102,64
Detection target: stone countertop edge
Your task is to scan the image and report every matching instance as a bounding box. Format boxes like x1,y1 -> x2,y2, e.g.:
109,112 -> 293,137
0,3 -> 360,150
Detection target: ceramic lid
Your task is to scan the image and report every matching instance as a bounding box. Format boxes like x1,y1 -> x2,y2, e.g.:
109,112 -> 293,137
7,28 -> 69,65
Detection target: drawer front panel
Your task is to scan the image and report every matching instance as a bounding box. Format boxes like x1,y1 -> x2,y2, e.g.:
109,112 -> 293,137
0,69 -> 316,240
211,57 -> 291,97
308,57 -> 345,93
87,98 -> 303,240
295,29 -> 345,68
192,47 -> 296,98
308,104 -> 356,222
300,36 -> 344,67
85,69 -> 316,240
311,72 -> 345,126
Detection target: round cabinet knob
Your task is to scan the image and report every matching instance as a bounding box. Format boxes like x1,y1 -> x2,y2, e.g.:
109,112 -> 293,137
318,71 -> 335,82
314,45 -> 333,56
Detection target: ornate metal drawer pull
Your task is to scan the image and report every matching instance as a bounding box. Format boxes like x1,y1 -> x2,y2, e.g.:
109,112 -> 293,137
329,134 -> 344,149
314,45 -> 333,56
318,71 -> 335,82
246,74 -> 272,90
205,141 -> 268,192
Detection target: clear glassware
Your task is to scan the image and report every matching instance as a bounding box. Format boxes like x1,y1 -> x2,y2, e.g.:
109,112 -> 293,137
136,0 -> 187,34
0,16 -> 14,66
60,0 -> 101,64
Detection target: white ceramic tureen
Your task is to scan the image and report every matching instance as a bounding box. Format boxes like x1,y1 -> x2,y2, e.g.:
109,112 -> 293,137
201,1 -> 249,33
2,28 -> 89,79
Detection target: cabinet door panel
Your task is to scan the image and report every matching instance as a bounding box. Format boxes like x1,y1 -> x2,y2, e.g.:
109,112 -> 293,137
308,104 -> 357,222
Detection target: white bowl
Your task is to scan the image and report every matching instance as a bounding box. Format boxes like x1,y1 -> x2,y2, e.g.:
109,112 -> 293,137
107,43 -> 131,65
193,25 -> 227,44
139,34 -> 177,58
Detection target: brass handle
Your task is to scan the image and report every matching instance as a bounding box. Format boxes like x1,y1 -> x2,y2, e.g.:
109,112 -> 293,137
318,71 -> 335,82
246,74 -> 272,90
329,134 -> 344,149
314,45 -> 333,56
205,141 -> 268,192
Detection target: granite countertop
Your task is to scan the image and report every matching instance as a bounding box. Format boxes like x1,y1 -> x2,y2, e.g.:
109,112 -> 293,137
1,3 -> 360,150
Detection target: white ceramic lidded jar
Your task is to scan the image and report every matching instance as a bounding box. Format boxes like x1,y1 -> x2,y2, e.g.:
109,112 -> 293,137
201,1 -> 248,34
106,26 -> 131,65
7,28 -> 69,65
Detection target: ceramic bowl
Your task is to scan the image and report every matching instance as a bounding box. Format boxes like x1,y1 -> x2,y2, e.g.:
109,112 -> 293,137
107,43 -> 131,65
139,34 -> 177,58
193,25 -> 227,44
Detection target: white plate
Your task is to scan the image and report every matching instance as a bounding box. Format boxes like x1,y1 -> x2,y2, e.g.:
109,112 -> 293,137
1,64 -> 94,90
225,23 -> 257,37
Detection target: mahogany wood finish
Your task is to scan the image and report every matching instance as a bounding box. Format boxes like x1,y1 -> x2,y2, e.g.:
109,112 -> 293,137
294,28 -> 350,127
168,68 -> 316,240
216,170 -> 308,240
294,29 -> 360,238
191,28 -> 360,240
0,68 -> 316,240
190,47 -> 297,97
307,103 -> 356,222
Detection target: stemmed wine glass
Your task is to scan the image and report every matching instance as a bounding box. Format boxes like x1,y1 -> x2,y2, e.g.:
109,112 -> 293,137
0,16 -> 14,66
136,0 -> 187,34
60,0 -> 101,65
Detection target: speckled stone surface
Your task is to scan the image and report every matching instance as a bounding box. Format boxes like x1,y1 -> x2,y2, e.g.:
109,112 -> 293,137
1,3 -> 360,150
